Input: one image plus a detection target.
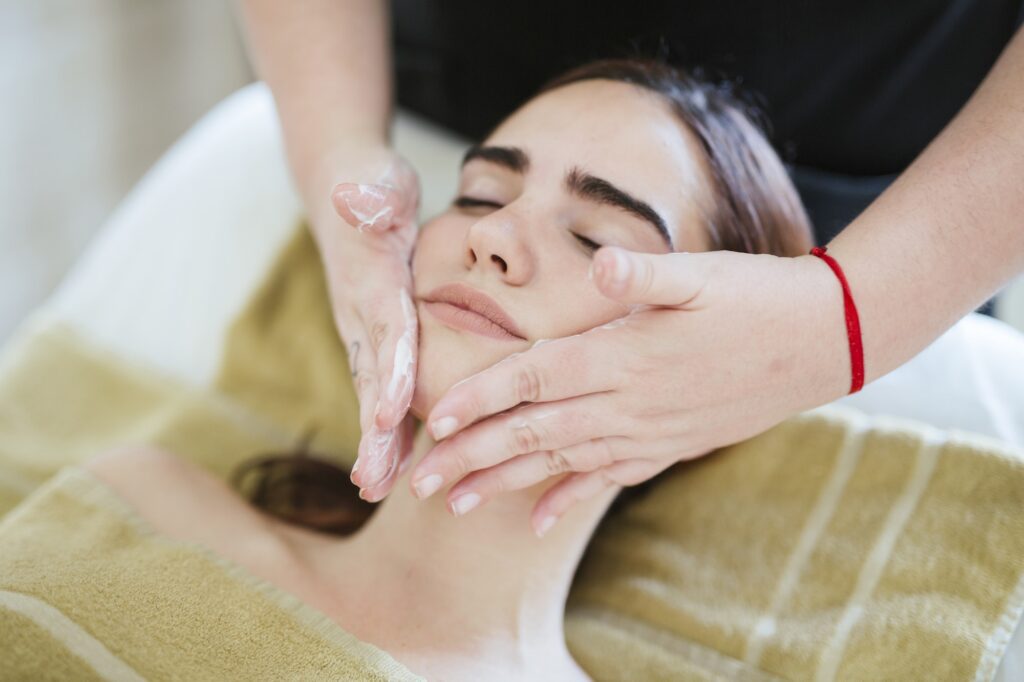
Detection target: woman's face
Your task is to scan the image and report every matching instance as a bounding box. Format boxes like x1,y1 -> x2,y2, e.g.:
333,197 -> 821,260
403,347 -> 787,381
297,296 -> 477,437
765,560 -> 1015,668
410,79 -> 713,418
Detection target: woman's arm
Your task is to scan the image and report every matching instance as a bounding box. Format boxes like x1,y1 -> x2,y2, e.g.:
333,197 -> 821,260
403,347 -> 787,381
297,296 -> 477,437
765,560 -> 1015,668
829,26 -> 1024,382
237,1 -> 421,496
237,0 -> 392,193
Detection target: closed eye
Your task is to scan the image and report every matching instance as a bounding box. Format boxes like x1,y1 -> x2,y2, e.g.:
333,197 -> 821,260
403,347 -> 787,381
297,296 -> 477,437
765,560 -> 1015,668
572,232 -> 602,254
454,196 -> 503,210
455,196 -> 603,255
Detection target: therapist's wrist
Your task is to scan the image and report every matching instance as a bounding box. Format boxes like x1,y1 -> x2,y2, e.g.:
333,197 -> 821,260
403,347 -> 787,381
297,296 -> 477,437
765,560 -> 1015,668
789,253 -> 861,407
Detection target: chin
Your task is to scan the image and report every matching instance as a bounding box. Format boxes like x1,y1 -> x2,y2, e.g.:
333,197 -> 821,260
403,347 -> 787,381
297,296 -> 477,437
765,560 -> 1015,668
408,338 -> 474,422
410,321 -> 517,422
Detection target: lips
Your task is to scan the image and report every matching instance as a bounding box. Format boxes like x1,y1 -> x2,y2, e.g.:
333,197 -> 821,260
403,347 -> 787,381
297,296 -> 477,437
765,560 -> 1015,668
422,282 -> 526,341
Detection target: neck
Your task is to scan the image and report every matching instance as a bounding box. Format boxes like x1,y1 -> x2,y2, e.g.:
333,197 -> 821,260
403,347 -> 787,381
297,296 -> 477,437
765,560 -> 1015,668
329,427 -> 618,670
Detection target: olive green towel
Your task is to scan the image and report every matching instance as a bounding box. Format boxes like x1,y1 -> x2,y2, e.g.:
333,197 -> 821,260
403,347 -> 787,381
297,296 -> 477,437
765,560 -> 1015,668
566,408 -> 1024,680
0,466 -> 423,681
1,226 -> 1022,679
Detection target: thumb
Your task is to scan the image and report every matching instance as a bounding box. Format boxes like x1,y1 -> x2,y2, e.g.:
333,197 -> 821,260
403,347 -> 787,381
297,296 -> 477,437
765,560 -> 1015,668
591,246 -> 708,306
332,182 -> 411,233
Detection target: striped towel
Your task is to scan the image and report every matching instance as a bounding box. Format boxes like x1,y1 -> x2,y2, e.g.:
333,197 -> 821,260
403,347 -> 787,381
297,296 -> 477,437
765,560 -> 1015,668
0,225 -> 1021,679
0,466 -> 423,681
0,222 -> 1019,675
566,407 -> 1024,680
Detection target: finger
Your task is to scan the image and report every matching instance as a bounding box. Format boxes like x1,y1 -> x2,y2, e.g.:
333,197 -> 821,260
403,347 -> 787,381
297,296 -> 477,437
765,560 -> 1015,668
531,458 -> 665,537
425,334 -> 617,442
328,304 -> 379,448
591,247 -> 710,307
444,437 -> 629,515
359,416 -> 415,502
358,439 -> 400,503
372,287 -> 418,431
331,180 -> 418,234
376,159 -> 421,227
351,423 -> 399,491
342,328 -> 380,437
411,395 -> 621,500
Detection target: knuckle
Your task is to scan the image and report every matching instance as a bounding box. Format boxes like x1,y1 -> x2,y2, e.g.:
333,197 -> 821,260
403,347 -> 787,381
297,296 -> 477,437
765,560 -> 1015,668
464,392 -> 487,421
450,446 -> 474,477
598,468 -> 618,489
369,319 -> 389,351
511,422 -> 542,454
516,364 -> 544,403
545,449 -> 572,477
355,373 -> 374,399
636,258 -> 656,296
594,439 -> 617,469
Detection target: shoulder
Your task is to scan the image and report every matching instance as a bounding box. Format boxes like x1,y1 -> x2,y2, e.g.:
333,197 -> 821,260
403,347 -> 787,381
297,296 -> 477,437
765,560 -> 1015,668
83,448 -> 286,560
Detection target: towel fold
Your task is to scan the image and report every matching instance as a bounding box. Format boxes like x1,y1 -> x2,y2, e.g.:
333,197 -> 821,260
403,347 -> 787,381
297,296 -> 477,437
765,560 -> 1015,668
0,466 -> 424,681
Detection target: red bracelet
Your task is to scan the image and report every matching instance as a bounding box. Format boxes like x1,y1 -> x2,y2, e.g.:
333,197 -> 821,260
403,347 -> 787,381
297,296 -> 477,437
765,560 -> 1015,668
809,246 -> 865,394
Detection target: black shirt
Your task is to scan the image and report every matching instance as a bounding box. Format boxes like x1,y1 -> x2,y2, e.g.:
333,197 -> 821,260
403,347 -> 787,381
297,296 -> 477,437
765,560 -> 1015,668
392,1 -> 1022,240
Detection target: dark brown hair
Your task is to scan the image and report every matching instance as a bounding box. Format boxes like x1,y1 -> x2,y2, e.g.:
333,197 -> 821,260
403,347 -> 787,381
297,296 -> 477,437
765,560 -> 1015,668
232,431 -> 375,536
233,59 -> 814,535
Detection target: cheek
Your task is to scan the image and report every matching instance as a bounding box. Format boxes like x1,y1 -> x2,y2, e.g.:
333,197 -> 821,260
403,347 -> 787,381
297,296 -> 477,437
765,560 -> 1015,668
412,215 -> 464,289
534,260 -> 632,339
410,308 -> 521,420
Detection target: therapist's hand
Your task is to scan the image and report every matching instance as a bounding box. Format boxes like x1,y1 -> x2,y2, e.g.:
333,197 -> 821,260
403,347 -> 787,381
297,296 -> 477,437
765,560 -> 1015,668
307,144 -> 420,501
410,246 -> 850,535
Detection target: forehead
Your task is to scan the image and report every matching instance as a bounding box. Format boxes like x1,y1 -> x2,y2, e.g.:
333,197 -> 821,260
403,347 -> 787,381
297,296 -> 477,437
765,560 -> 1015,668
483,79 -> 712,250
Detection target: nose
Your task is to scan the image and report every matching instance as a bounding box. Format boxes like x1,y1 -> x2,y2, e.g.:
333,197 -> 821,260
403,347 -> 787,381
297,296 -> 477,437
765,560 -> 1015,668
464,209 -> 536,286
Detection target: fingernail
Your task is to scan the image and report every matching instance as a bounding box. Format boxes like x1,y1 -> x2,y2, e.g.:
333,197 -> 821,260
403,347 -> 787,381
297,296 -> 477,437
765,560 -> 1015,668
359,427 -> 396,489
413,473 -> 443,499
358,488 -> 368,500
608,249 -> 632,291
430,416 -> 458,440
535,515 -> 557,538
450,492 -> 481,516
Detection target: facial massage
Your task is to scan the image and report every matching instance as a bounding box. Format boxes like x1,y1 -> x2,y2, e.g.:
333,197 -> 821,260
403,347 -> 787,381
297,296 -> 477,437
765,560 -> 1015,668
2,2 -> 1024,680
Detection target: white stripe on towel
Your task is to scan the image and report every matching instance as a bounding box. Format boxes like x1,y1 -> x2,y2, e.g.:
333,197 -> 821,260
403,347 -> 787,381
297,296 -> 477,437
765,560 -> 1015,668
744,413 -> 868,665
0,589 -> 145,682
814,429 -> 944,681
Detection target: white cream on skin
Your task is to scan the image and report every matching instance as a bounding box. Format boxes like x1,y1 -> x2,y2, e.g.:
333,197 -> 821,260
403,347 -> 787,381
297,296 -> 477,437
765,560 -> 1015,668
383,288 -> 417,419
343,184 -> 395,232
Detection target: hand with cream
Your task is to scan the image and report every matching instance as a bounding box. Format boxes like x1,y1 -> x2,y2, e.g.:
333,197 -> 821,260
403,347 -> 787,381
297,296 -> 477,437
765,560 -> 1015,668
308,145 -> 422,501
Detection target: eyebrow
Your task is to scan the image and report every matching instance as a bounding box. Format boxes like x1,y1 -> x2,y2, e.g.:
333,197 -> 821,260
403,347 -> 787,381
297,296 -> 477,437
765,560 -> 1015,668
461,144 -> 672,248
461,145 -> 530,173
564,167 -> 672,248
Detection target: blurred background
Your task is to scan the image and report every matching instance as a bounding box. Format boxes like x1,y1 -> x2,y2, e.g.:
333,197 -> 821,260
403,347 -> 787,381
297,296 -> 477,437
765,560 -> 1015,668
0,0 -> 253,342
2,2 -> 1022,344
